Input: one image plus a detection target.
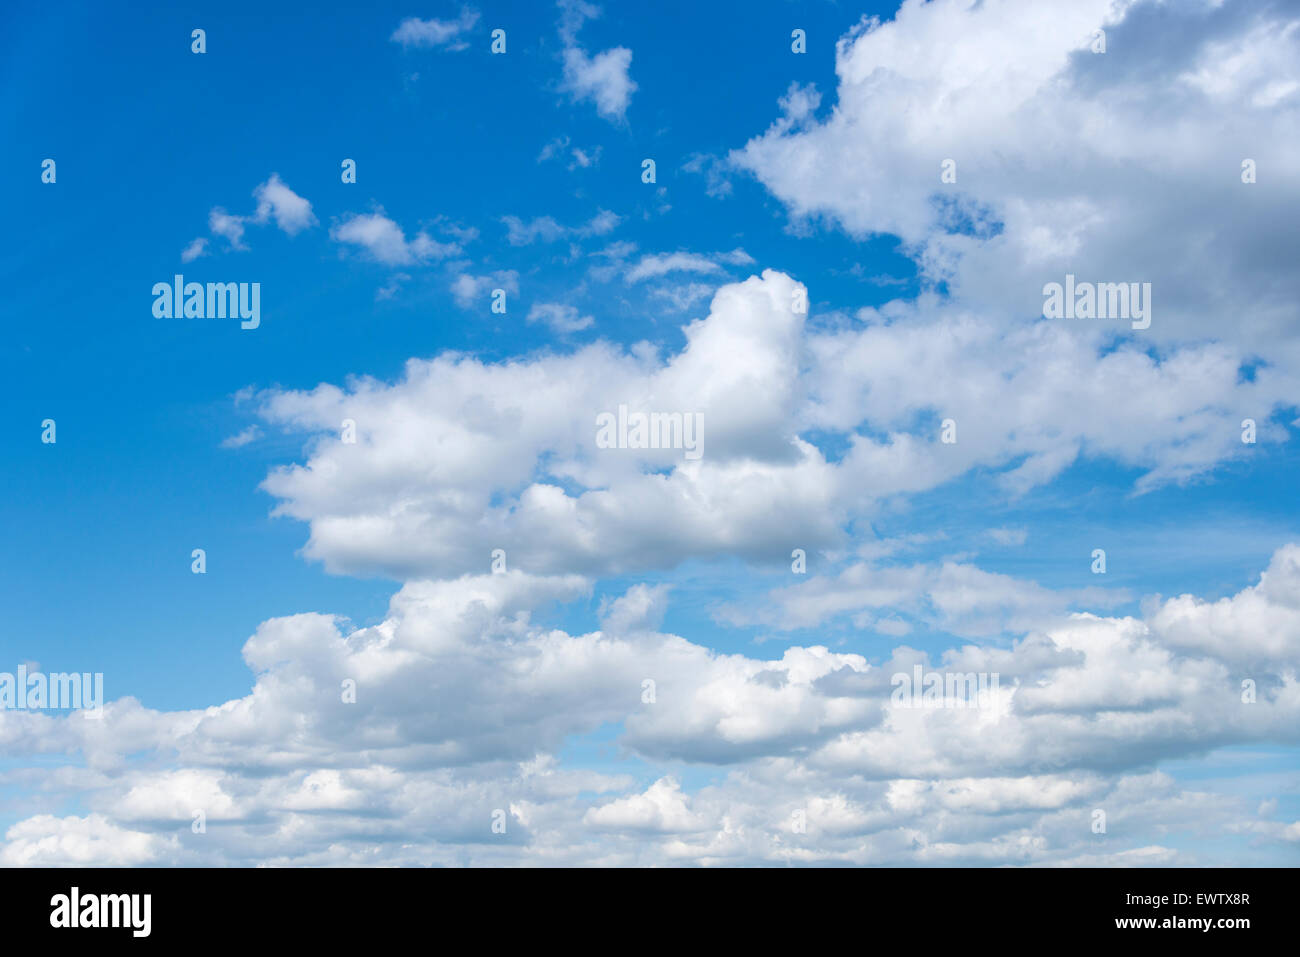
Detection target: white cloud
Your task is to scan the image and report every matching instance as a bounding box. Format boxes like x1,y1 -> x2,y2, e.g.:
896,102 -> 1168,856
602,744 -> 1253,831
241,269 -> 1289,583
4,548 -> 1298,864
180,237 -> 208,262
682,153 -> 734,199
502,210 -> 620,245
585,777 -> 704,832
625,252 -> 723,282
988,527 -> 1028,547
1148,544 -> 1300,668
450,269 -> 520,308
254,271 -> 829,580
252,173 -> 316,235
650,281 -> 715,312
599,583 -> 671,634
561,46 -> 636,121
539,137 -> 603,169
731,0 -> 1300,354
220,425 -> 262,449
0,814 -> 175,866
557,1 -> 636,122
527,302 -> 594,333
376,272 -> 412,301
390,8 -> 480,50
331,211 -> 459,266
570,146 -> 600,168
208,208 -> 246,251
198,175 -> 315,252
504,216 -> 567,245
721,558 -> 1123,637
13,0 -> 1296,869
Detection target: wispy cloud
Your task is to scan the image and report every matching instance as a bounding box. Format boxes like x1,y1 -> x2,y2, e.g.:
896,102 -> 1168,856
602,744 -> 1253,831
220,425 -> 262,449
625,248 -> 752,282
180,237 -> 208,263
502,209 -> 620,246
527,301 -> 594,333
390,8 -> 480,51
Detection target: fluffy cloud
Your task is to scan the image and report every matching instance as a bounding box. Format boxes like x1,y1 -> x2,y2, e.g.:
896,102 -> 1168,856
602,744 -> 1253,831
331,211 -> 459,266
13,0 -> 1296,870
246,267 -> 1288,583
585,778 -> 704,832
561,46 -> 636,121
557,0 -> 637,122
1148,544 -> 1300,669
194,174 -> 315,256
731,0 -> 1300,359
252,173 -> 316,235
3,545 -> 1298,865
254,271 -> 835,580
0,814 -> 176,866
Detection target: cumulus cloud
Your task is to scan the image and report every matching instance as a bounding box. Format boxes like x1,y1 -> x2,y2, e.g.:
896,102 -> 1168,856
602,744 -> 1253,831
585,778 -> 704,832
731,0 -> 1300,353
252,173 -> 317,235
13,0 -> 1297,870
1148,544 -> 1300,669
194,174 -> 315,255
241,268 -> 1287,583
0,814 -> 176,866
331,211 -> 459,266
3,547 -> 1298,864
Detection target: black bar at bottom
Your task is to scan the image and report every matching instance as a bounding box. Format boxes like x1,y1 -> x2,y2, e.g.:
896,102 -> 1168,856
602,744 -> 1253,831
0,866 -> 1285,944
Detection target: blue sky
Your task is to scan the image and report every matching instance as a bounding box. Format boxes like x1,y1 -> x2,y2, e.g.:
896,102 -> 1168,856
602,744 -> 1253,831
3,0 -> 908,708
1,0 -> 1298,866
